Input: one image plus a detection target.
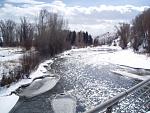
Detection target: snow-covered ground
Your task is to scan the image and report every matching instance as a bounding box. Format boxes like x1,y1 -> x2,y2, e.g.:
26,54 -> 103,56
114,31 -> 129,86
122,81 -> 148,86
0,47 -> 23,62
65,46 -> 150,70
108,49 -> 150,69
0,47 -> 23,79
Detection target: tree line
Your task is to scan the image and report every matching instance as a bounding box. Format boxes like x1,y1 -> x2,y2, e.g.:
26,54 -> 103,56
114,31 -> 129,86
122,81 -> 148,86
0,9 -> 93,52
116,8 -> 150,53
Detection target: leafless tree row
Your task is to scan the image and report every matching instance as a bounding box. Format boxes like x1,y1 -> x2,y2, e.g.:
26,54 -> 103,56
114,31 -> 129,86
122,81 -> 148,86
0,9 -> 93,53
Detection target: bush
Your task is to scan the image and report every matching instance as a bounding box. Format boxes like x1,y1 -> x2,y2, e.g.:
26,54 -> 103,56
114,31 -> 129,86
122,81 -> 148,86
0,67 -> 22,87
21,51 -> 41,76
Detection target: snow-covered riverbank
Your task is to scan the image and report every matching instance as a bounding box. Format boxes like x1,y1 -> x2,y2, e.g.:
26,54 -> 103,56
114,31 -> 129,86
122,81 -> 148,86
0,58 -> 59,113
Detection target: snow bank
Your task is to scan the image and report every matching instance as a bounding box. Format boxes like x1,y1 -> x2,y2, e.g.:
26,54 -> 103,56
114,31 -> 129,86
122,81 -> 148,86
52,94 -> 76,113
30,59 -> 54,79
0,59 -> 54,96
0,94 -> 19,113
0,79 -> 32,96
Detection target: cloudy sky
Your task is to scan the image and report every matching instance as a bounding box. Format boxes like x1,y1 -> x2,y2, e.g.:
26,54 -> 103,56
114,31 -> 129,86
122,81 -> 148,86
0,0 -> 149,36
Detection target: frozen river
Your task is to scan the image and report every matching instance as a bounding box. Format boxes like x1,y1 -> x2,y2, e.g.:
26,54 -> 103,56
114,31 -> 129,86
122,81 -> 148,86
10,46 -> 150,113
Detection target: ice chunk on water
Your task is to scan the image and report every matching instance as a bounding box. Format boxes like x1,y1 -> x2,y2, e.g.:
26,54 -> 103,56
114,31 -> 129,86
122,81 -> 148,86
18,76 -> 60,98
52,94 -> 76,113
0,94 -> 19,113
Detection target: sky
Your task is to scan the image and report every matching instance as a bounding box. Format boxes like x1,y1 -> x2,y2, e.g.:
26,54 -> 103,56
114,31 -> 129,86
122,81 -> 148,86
0,0 -> 149,36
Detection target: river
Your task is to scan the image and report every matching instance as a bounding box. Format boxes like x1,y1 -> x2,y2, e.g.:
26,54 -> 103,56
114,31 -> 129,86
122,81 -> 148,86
10,46 -> 150,113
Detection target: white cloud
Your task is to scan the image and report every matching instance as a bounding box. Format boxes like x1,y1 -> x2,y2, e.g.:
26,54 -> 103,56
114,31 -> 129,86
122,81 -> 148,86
88,5 -> 149,14
0,0 -> 149,36
48,1 -> 149,15
0,3 -> 40,21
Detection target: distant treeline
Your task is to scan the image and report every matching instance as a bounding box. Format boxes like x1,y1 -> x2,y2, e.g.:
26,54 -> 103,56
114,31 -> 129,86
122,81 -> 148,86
116,8 -> 150,53
67,31 -> 93,47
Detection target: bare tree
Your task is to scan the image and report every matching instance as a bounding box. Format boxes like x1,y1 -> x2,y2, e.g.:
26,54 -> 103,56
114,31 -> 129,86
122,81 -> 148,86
0,20 -> 16,46
131,8 -> 150,52
18,17 -> 34,50
116,23 -> 130,49
35,9 -> 68,56
143,9 -> 150,52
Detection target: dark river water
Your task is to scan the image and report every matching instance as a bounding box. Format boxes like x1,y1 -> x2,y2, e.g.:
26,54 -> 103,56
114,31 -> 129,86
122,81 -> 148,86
10,47 -> 149,113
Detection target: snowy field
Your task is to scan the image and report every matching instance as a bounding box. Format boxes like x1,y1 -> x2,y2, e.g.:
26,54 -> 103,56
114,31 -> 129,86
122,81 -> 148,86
0,47 -> 23,80
0,47 -> 23,62
0,46 -> 150,113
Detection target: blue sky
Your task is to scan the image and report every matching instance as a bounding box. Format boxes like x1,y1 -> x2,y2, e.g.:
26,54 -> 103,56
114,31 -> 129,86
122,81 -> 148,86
63,0 -> 150,6
0,0 -> 149,36
1,0 -> 149,6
